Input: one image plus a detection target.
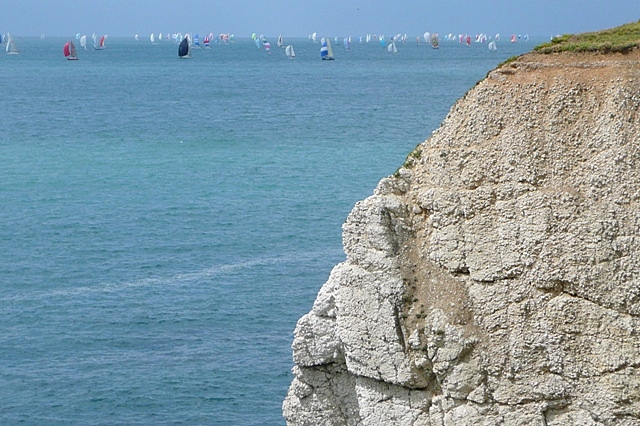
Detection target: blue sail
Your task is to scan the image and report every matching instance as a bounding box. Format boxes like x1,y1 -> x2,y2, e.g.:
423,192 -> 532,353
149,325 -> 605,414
320,38 -> 328,59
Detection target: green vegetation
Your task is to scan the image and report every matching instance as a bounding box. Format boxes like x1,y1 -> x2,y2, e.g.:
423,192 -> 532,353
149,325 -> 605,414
534,20 -> 640,54
394,145 -> 423,177
497,55 -> 520,67
407,145 -> 422,161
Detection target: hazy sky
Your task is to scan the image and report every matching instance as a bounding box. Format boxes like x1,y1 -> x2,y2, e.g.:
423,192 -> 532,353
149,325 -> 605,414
3,1 -> 639,39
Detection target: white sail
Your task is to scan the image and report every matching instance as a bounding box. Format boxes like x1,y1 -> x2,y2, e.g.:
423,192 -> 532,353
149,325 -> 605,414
6,33 -> 19,54
326,37 -> 334,59
80,35 -> 87,49
150,33 -> 155,43
285,44 -> 295,58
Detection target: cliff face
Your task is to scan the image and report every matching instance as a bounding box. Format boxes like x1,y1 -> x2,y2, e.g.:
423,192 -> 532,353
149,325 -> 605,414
283,50 -> 640,425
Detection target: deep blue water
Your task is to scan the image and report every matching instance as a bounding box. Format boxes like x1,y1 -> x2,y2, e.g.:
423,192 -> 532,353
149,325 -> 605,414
0,36 -> 536,424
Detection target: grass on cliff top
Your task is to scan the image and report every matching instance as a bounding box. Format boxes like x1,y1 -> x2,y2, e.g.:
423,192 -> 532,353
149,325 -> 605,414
534,20 -> 640,54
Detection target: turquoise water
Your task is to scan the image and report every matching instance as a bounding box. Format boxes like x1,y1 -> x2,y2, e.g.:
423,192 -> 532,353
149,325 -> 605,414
1,36 -> 536,424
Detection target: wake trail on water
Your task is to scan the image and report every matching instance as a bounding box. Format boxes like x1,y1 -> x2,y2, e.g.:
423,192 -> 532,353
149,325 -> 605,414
1,248 -> 344,303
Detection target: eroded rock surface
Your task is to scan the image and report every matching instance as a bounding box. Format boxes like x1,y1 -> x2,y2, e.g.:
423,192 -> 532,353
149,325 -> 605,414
284,51 -> 640,425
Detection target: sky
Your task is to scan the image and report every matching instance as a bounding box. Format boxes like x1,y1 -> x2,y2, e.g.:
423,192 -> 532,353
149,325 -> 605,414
2,0 -> 639,39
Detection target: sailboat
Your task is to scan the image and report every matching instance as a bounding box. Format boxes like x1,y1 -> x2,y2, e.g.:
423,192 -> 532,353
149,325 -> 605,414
431,33 -> 439,49
79,34 -> 87,50
64,41 -> 79,60
150,33 -> 156,44
94,34 -> 106,50
277,34 -> 284,48
5,33 -> 19,55
203,35 -> 210,48
178,35 -> 191,58
285,44 -> 295,59
320,37 -> 334,60
387,39 -> 397,53
488,40 -> 497,51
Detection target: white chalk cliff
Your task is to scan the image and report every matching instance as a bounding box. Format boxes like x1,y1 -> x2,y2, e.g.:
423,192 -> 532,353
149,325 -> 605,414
283,49 -> 640,425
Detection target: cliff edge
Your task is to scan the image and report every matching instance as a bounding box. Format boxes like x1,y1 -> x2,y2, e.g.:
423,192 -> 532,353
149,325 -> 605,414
284,42 -> 640,425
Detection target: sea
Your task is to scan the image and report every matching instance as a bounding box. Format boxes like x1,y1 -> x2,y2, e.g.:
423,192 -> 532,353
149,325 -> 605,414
1,35 -> 537,425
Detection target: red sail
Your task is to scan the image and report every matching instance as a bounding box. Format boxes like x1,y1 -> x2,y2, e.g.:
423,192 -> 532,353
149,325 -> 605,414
63,41 -> 71,57
100,35 -> 105,47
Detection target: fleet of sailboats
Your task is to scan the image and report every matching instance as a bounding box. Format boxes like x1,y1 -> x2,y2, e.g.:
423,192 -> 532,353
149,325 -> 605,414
0,30 -> 517,61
